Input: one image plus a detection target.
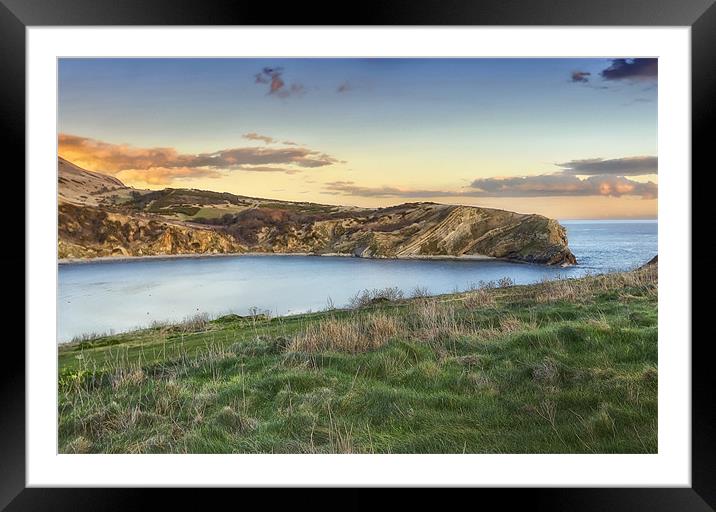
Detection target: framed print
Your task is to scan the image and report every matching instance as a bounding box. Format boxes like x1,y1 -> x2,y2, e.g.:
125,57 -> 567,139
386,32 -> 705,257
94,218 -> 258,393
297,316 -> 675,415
3,0 -> 711,508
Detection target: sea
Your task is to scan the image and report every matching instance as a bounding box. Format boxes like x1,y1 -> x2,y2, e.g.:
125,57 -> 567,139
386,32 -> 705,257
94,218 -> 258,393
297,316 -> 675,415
57,219 -> 657,343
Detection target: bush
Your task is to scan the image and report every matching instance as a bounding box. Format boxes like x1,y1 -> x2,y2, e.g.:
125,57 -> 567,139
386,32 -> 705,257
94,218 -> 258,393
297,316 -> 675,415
410,286 -> 431,299
347,287 -> 404,309
497,276 -> 515,288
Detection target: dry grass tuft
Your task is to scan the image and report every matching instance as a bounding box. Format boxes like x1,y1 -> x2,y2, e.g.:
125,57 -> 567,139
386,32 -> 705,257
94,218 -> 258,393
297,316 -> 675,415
64,436 -> 92,454
534,277 -> 583,303
533,265 -> 657,304
499,314 -> 537,334
453,354 -> 483,368
499,315 -> 524,333
180,312 -> 211,332
466,372 -> 493,389
110,367 -> 145,390
586,316 -> 611,331
291,291 -> 516,353
215,406 -> 259,432
463,289 -> 496,309
532,358 -> 559,383
290,312 -> 403,353
409,300 -> 474,342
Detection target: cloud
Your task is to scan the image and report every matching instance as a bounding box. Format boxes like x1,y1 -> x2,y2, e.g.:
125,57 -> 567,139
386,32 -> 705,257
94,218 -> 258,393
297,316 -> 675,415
206,147 -> 338,168
571,71 -> 591,83
59,134 -> 190,174
337,82 -> 352,93
243,132 -> 276,144
324,181 -> 451,198
468,174 -> 657,199
230,165 -> 300,175
556,156 -> 657,176
116,167 -> 223,186
324,175 -> 657,200
600,59 -> 657,81
243,133 -> 301,146
58,133 -> 340,185
254,67 -> 306,98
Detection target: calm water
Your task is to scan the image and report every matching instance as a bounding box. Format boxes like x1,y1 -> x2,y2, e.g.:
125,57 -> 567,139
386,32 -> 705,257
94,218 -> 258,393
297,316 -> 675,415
57,220 -> 657,343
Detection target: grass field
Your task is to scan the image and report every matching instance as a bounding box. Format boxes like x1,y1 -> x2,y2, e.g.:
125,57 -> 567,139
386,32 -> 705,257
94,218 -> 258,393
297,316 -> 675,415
58,264 -> 657,454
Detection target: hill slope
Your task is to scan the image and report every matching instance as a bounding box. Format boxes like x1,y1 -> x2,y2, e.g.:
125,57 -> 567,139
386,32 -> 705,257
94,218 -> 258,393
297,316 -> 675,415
57,157 -> 577,265
58,157 -> 127,206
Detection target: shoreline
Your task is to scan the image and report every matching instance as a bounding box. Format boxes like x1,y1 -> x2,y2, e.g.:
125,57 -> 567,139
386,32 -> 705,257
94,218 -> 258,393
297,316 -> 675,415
58,251 -> 506,265
56,262 -> 649,346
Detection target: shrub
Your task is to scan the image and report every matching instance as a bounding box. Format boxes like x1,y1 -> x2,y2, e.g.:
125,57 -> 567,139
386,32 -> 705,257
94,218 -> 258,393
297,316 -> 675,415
497,276 -> 515,288
347,287 -> 404,309
410,286 -> 431,299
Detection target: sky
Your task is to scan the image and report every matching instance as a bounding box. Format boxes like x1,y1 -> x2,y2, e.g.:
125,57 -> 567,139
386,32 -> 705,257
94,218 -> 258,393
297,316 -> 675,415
58,58 -> 658,219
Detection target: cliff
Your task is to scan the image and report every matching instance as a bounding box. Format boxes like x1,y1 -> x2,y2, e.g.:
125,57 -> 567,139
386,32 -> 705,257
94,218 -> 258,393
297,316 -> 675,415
57,157 -> 577,265
58,203 -> 245,258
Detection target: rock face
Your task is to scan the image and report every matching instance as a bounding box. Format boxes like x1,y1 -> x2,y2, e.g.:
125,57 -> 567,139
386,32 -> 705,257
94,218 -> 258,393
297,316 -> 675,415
58,204 -> 244,259
57,157 -> 577,265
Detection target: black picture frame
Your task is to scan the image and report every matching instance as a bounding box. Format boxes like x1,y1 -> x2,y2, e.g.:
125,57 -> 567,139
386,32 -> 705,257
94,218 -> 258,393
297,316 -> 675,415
3,0 -> 709,508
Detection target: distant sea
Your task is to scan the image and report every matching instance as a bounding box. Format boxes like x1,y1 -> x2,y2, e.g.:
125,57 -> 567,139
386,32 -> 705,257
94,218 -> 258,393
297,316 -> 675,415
57,219 -> 657,343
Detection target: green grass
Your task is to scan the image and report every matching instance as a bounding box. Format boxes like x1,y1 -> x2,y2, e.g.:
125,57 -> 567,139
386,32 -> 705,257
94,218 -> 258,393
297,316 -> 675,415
58,265 -> 657,454
189,206 -> 248,220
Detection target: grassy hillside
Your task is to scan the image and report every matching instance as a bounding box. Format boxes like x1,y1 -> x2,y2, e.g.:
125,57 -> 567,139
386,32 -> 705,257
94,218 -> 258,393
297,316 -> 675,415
58,265 -> 657,454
